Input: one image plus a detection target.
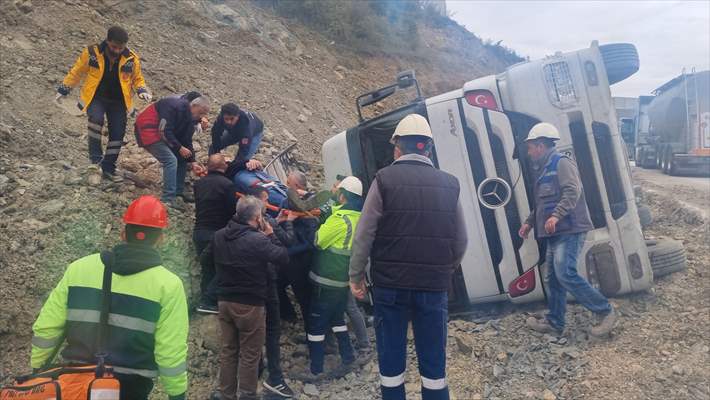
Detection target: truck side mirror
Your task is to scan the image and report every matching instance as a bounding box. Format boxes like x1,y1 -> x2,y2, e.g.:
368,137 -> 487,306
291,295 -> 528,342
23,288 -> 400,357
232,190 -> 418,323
397,70 -> 416,89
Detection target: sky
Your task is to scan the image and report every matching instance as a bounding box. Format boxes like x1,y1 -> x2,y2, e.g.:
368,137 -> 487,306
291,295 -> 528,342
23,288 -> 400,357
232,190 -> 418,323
446,0 -> 710,97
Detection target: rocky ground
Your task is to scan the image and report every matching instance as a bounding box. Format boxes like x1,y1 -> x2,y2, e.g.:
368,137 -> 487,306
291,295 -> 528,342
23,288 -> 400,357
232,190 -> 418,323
1,1 -> 709,399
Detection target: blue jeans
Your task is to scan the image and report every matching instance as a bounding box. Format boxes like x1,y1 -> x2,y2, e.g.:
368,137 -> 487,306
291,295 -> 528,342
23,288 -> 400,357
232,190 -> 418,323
243,129 -> 263,160
145,141 -> 187,203
307,286 -> 355,374
545,232 -> 612,331
373,287 -> 449,400
346,292 -> 370,349
86,97 -> 127,174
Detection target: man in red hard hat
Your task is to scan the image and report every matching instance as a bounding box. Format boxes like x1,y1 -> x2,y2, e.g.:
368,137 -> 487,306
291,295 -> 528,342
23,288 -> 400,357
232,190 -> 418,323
31,195 -> 189,400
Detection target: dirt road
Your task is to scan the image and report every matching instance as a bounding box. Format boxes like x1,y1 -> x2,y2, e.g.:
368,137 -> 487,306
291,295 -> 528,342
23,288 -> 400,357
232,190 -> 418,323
632,166 -> 710,217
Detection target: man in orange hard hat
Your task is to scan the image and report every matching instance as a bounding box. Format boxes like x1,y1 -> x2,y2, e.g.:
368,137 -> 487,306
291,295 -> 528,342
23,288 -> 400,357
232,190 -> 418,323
31,195 -> 189,400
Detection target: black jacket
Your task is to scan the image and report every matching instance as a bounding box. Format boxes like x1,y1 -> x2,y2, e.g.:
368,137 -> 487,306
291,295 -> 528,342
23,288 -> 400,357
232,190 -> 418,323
371,160 -> 461,291
155,96 -> 196,162
193,171 -> 237,232
265,215 -> 295,280
203,217 -> 289,305
209,109 -> 264,162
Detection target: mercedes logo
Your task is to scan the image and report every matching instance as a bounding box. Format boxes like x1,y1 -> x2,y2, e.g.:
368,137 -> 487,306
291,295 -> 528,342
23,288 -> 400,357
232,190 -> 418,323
477,177 -> 512,209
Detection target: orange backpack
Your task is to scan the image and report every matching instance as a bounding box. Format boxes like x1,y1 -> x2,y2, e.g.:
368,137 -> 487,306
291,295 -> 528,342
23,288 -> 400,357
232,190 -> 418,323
0,365 -> 120,400
1,251 -> 121,400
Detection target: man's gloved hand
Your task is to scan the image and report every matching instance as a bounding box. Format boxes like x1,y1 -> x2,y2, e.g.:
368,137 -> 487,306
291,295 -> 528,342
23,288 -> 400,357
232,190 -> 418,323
138,92 -> 152,102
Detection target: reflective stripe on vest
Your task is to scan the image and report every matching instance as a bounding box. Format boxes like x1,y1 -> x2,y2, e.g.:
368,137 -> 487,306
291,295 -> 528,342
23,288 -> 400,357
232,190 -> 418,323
308,271 -> 349,288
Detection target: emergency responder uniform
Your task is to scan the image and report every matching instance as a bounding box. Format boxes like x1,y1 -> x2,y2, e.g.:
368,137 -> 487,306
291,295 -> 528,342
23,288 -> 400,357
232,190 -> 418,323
302,177 -> 363,381
31,196 -> 188,400
57,36 -> 150,179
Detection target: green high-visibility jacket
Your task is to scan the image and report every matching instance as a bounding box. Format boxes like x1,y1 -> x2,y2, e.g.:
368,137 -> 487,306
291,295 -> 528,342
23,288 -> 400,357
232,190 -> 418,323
310,207 -> 361,288
31,247 -> 188,399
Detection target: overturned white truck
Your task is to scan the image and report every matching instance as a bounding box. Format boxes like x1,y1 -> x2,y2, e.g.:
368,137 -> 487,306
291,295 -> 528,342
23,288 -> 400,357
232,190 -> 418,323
320,41 -> 656,307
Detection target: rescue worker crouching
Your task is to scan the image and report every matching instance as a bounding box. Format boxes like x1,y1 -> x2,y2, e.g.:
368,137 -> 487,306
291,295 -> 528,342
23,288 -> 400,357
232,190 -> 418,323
295,176 -> 364,383
30,195 -> 188,400
135,95 -> 209,210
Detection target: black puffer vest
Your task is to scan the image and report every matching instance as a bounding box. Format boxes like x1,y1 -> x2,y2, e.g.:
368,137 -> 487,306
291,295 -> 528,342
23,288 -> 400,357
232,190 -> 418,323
371,160 -> 461,291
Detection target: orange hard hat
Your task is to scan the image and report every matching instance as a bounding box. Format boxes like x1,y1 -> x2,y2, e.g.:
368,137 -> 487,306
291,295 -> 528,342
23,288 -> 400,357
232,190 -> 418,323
123,195 -> 168,229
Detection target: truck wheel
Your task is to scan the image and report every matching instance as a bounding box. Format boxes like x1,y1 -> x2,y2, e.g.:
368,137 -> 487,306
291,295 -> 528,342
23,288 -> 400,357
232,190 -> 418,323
662,150 -> 671,174
599,44 -> 640,85
669,155 -> 681,176
646,239 -> 687,278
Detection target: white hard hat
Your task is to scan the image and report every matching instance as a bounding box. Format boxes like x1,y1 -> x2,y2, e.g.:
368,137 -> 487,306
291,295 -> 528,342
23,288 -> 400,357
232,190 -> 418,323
337,176 -> 363,196
525,122 -> 561,141
391,114 -> 433,144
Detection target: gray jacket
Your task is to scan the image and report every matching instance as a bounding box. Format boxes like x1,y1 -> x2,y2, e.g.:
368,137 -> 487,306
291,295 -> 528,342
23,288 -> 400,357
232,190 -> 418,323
525,148 -> 594,239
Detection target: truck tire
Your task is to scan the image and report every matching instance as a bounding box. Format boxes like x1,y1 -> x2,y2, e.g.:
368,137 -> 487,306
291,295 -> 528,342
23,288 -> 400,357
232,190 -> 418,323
646,239 -> 687,278
599,44 -> 640,85
637,204 -> 653,228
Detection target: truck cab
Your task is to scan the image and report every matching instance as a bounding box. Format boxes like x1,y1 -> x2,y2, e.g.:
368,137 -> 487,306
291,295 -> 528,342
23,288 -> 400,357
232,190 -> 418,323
322,41 -> 653,307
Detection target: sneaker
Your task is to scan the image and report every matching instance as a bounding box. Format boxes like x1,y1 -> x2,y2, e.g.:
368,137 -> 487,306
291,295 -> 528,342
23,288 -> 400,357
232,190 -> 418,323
177,192 -> 195,203
291,369 -> 327,384
263,377 -> 294,398
525,316 -> 562,335
196,303 -> 218,315
166,199 -> 185,212
329,361 -> 354,379
238,390 -> 260,400
590,306 -> 617,337
102,171 -> 124,183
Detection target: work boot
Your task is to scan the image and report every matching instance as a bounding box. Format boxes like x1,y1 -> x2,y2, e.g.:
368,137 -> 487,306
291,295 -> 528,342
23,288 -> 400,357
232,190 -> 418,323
329,361 -> 354,379
286,189 -> 315,212
590,306 -> 618,337
292,369 -> 327,384
166,198 -> 185,213
262,377 -> 295,398
526,316 -> 562,335
355,347 -> 374,366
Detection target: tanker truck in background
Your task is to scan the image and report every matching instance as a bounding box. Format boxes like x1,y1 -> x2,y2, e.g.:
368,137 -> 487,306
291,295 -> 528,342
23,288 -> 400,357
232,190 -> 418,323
613,96 -> 640,159
636,69 -> 710,175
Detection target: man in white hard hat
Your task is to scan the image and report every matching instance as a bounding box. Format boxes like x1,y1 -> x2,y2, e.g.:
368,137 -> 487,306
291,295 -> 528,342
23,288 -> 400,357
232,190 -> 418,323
519,122 -> 617,337
295,176 -> 364,383
349,114 -> 468,400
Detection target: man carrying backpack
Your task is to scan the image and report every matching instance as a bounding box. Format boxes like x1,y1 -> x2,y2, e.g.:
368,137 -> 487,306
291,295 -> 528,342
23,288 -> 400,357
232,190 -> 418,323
30,196 -> 188,400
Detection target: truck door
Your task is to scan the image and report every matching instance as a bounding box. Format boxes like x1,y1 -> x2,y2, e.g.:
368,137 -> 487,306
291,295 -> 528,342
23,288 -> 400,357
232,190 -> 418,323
427,98 -> 540,303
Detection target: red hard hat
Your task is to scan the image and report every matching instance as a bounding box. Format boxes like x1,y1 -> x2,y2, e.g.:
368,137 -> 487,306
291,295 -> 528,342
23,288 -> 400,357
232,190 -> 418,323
123,195 -> 168,229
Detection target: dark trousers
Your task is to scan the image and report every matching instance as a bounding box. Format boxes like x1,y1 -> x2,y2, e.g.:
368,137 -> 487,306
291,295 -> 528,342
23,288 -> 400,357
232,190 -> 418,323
265,275 -> 283,381
86,97 -> 127,175
278,251 -> 312,330
218,301 -> 266,399
307,285 -> 355,374
373,287 -> 449,400
194,229 -> 218,305
115,373 -> 153,400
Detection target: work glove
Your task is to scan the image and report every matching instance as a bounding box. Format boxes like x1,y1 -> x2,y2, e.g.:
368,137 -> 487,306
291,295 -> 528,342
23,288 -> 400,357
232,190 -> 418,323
138,92 -> 152,102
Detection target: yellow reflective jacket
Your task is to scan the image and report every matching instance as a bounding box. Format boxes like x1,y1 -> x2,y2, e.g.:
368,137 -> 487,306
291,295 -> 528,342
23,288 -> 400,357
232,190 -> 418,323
59,41 -> 147,113
31,244 -> 188,399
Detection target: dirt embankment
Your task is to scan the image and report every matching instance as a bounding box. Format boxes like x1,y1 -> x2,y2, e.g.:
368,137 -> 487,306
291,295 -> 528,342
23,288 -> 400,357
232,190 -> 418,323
1,1 -> 708,399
